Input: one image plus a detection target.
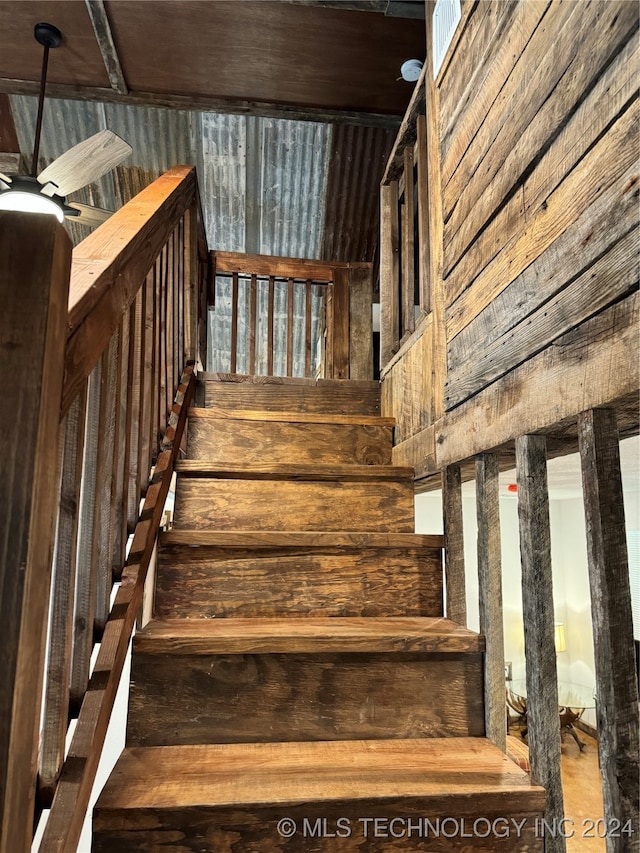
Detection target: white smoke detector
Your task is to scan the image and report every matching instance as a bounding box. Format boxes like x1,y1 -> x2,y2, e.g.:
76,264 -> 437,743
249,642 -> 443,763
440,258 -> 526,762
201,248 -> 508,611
400,59 -> 424,82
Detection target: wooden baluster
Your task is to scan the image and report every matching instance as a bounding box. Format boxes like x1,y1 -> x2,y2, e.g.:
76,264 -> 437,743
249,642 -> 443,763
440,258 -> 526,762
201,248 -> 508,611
115,301 -> 137,579
39,386 -> 88,806
249,273 -> 257,375
402,145 -> 415,335
135,277 -> 149,509
416,113 -> 431,316
184,208 -> 195,365
476,452 -> 506,752
348,266 -> 373,381
305,280 -> 312,377
230,271 -> 239,374
173,225 -> 179,389
178,216 -> 185,371
442,463 -> 466,625
70,360 -> 102,714
94,330 -> 119,634
139,270 -> 155,487
159,242 -> 169,427
149,259 -> 162,461
380,180 -> 400,366
108,316 -> 128,580
126,291 -> 142,532
331,267 -> 349,380
578,410 -> 639,847
166,228 -> 173,398
267,275 -> 275,376
516,434 -> 565,853
286,277 -> 294,377
165,237 -> 173,418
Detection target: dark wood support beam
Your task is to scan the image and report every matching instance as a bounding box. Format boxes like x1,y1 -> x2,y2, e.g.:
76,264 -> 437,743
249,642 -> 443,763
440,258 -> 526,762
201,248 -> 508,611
0,78 -> 401,130
442,463 -> 466,625
475,452 -> 506,751
578,409 -> 639,848
516,434 -> 565,853
85,0 -> 129,95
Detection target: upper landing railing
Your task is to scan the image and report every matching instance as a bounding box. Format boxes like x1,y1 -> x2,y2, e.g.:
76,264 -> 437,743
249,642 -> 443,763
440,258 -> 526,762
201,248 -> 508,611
207,250 -> 374,381
0,166 -> 207,853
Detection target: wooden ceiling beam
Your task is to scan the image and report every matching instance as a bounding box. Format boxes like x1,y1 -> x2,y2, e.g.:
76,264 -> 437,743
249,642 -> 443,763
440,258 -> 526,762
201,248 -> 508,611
84,0 -> 128,95
277,0 -> 425,17
0,78 -> 401,128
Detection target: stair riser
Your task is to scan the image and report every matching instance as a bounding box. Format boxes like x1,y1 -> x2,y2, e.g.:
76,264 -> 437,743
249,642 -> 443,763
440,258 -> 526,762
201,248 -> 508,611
172,478 -> 415,532
187,419 -> 393,466
154,545 -> 443,618
127,652 -> 484,746
94,803 -> 543,852
203,380 -> 381,415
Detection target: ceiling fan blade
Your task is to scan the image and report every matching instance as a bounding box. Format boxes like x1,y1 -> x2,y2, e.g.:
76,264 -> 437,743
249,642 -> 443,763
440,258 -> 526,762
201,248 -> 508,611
37,130 -> 132,197
0,172 -> 12,185
0,179 -> 10,191
66,202 -> 113,228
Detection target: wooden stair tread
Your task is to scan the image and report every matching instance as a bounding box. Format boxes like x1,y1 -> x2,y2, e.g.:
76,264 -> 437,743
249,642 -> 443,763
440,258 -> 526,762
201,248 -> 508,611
96,738 -> 545,811
175,461 -> 414,480
134,616 -> 484,654
188,407 -> 395,426
201,375 -> 381,415
159,530 -> 444,549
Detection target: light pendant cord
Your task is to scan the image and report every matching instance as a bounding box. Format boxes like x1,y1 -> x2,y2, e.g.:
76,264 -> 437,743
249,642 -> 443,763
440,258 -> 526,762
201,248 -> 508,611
31,41 -> 50,177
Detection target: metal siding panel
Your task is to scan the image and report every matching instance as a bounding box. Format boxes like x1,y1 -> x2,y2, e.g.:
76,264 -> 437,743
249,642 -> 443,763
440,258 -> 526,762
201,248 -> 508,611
258,117 -> 331,259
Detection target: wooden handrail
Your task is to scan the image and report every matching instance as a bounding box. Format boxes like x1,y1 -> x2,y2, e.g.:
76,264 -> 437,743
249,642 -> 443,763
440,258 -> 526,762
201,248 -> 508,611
62,165 -> 201,416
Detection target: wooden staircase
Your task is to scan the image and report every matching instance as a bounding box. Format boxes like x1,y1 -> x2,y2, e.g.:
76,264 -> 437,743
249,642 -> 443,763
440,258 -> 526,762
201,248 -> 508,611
93,376 -> 545,851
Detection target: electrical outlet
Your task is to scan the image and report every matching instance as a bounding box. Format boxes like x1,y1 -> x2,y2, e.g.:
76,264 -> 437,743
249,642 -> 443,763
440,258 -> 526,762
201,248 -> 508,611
505,661 -> 512,681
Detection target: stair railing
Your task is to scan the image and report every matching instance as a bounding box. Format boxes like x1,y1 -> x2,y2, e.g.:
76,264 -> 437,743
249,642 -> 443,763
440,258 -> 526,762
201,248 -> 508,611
0,165 -> 208,853
207,251 -> 374,380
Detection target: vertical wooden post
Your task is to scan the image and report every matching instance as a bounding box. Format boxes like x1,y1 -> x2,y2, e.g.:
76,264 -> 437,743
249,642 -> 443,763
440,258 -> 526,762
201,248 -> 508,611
425,1 -> 446,420
476,452 -> 506,751
0,213 -> 72,852
578,409 -> 639,850
348,265 -> 373,380
401,146 -> 415,336
416,113 -> 431,316
331,267 -> 350,380
183,201 -> 199,365
380,181 -> 399,368
516,434 -> 565,853
442,463 -> 466,625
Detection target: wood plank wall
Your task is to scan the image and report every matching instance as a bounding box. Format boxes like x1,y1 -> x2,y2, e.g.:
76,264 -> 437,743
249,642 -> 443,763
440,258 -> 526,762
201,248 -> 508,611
381,0 -> 639,469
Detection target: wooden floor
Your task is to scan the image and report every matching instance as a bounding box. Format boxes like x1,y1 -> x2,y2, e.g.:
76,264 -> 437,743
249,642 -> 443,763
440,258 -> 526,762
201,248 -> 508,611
561,731 -> 604,853
509,725 -> 604,851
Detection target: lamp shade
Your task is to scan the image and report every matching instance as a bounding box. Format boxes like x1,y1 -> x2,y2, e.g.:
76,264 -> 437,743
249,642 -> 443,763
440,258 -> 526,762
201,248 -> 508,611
554,622 -> 566,654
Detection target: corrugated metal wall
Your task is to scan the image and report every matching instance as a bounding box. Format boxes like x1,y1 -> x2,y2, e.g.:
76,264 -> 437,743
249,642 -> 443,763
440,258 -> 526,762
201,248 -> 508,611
10,96 -> 391,372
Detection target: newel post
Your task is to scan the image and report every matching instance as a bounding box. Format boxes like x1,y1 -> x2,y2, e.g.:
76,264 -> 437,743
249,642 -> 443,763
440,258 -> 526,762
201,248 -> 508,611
0,212 -> 72,851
